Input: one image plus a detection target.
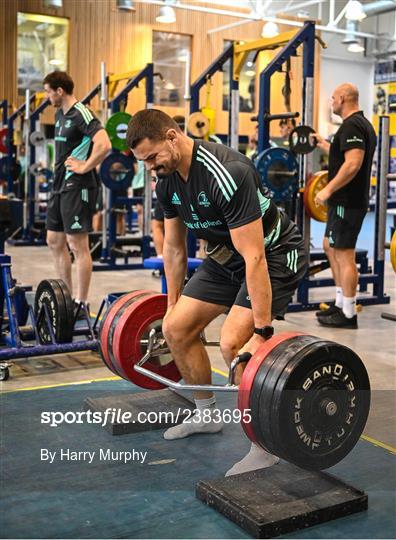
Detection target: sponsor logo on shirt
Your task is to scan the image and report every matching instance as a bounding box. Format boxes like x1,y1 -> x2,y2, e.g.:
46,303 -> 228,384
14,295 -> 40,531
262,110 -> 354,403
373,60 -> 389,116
171,192 -> 181,205
184,219 -> 222,230
346,135 -> 363,143
198,191 -> 210,207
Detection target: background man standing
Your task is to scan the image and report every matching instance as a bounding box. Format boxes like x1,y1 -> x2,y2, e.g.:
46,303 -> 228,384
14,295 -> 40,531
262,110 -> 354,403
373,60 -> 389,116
314,83 -> 377,328
43,71 -> 111,314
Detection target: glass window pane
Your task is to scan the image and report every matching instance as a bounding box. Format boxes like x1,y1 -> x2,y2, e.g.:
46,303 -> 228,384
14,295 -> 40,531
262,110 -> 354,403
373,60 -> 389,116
17,12 -> 69,96
152,31 -> 191,107
223,40 -> 256,113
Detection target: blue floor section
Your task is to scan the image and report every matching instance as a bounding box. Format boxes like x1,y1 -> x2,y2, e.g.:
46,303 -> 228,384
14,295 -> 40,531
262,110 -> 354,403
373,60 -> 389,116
1,378 -> 395,539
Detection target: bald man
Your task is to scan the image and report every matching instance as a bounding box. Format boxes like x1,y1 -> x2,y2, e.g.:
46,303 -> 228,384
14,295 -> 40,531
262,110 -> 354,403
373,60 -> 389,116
313,83 -> 376,328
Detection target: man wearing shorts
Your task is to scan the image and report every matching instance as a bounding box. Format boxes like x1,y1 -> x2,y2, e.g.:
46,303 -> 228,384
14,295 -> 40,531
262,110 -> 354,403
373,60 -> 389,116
314,83 -> 376,328
127,109 -> 307,475
43,71 -> 111,311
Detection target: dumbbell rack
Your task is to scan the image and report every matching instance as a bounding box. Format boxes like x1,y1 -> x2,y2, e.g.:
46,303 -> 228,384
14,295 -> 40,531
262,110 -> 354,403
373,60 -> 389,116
0,253 -> 101,380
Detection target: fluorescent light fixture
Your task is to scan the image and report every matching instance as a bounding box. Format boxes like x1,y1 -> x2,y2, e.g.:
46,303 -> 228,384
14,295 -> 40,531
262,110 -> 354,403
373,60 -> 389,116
116,0 -> 136,11
43,0 -> 63,7
156,5 -> 176,23
347,42 -> 365,52
261,21 -> 279,38
49,58 -> 64,66
345,0 -> 366,21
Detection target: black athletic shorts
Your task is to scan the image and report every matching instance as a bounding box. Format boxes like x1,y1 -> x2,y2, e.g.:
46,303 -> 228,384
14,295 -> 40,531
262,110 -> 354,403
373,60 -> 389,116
182,214 -> 307,318
153,200 -> 164,222
47,188 -> 98,234
325,205 -> 366,249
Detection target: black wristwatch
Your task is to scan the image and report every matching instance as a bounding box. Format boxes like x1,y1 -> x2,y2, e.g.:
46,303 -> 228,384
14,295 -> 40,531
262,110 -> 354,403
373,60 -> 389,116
254,326 -> 274,339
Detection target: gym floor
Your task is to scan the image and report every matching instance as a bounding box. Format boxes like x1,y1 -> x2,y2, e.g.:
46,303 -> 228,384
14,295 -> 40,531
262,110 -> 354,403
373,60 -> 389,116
1,213 -> 395,539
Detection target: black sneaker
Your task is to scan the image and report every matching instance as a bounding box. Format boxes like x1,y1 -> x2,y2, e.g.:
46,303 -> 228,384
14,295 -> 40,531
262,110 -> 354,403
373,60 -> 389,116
318,310 -> 358,329
315,305 -> 341,317
73,300 -> 90,321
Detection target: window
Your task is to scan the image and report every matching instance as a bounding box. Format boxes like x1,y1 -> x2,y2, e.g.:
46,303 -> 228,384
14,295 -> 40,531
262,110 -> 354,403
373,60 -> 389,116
152,31 -> 191,107
222,41 -> 256,113
17,12 -> 69,96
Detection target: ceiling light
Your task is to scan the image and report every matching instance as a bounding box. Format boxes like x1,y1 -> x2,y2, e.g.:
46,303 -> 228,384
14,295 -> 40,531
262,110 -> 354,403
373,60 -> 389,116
245,70 -> 256,77
345,0 -> 367,21
43,0 -> 63,7
164,81 -> 176,90
156,5 -> 176,24
261,21 -> 279,38
297,10 -> 310,18
116,0 -> 136,11
246,61 -> 254,67
49,59 -> 63,66
347,42 -> 365,53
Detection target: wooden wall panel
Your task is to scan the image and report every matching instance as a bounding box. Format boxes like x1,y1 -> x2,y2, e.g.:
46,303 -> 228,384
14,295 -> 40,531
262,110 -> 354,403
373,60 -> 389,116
2,0 -> 321,136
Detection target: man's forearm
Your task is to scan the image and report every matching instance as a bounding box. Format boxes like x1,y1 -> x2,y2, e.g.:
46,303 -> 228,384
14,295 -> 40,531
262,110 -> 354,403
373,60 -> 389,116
245,257 -> 272,327
163,244 -> 187,306
83,139 -> 110,172
328,160 -> 360,195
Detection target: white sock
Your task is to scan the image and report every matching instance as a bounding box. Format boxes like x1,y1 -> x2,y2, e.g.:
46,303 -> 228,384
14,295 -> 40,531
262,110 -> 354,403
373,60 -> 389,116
335,287 -> 343,308
225,442 -> 279,476
163,396 -> 223,440
343,296 -> 356,318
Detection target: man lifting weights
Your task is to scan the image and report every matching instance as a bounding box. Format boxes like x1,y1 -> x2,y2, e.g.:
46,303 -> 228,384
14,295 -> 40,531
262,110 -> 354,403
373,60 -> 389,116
127,109 -> 307,475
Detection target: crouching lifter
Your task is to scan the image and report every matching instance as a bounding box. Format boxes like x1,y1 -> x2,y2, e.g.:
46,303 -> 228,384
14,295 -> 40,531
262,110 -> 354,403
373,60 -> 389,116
127,110 -> 307,476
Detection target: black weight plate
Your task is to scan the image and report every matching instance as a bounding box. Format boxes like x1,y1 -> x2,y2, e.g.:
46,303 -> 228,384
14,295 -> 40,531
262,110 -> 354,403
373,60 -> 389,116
289,125 -> 317,154
50,279 -> 74,343
250,335 -> 317,455
34,279 -> 73,344
99,152 -> 134,191
271,341 -> 370,470
106,292 -> 153,375
56,279 -> 75,338
0,157 -> 22,181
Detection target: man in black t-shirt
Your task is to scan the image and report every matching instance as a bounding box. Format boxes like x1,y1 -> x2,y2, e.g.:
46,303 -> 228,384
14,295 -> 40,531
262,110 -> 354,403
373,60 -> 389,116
43,71 -> 111,312
126,109 -> 307,476
313,83 -> 376,328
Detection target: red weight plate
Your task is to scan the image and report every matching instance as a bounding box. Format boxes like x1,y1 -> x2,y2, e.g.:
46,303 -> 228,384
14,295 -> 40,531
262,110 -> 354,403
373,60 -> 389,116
106,292 -> 156,375
112,293 -> 182,389
0,128 -> 7,154
238,331 -> 305,443
99,290 -> 152,371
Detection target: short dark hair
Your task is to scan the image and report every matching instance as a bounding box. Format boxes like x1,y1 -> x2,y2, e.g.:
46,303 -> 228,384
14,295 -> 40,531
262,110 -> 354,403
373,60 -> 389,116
43,71 -> 74,94
126,109 -> 181,149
